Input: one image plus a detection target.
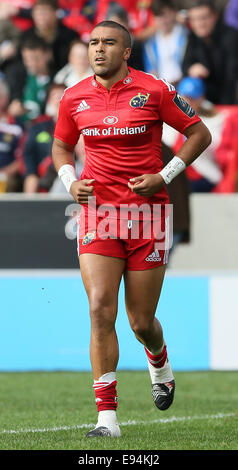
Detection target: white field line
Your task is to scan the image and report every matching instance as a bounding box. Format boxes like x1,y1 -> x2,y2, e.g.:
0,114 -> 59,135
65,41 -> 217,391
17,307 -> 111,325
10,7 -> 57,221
0,412 -> 235,435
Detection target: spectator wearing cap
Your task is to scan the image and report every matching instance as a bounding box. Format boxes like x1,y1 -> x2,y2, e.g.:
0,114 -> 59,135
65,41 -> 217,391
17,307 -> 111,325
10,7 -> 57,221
163,76 -> 238,192
20,0 -> 79,72
143,0 -> 188,85
182,0 -> 238,104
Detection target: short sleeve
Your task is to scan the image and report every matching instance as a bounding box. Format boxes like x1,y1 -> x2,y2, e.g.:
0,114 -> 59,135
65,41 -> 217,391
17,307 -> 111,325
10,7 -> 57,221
54,90 -> 80,146
158,79 -> 201,134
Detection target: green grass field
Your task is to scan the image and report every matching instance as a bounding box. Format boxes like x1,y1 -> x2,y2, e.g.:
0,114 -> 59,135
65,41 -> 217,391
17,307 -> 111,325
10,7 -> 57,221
0,370 -> 237,450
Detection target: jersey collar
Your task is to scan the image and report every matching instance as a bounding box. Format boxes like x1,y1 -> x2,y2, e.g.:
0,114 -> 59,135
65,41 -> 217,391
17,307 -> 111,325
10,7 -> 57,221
91,67 -> 134,91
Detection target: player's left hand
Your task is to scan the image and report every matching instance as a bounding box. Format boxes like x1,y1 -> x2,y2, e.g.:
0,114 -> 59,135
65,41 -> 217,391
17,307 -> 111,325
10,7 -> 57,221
128,173 -> 165,197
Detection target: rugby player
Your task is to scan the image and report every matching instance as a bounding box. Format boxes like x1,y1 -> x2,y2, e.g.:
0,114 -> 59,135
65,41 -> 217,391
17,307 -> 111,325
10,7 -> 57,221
52,21 -> 211,438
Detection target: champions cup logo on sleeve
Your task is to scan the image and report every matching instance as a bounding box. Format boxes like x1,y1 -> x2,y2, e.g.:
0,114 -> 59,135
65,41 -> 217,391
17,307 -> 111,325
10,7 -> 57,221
173,93 -> 195,118
130,93 -> 150,108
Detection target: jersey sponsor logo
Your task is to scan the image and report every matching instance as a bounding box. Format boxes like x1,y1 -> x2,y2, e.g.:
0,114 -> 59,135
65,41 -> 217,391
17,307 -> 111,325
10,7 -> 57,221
145,249 -> 161,262
82,124 -> 146,136
173,93 -> 195,118
82,231 -> 96,245
130,93 -> 150,108
103,116 -> 119,125
76,100 -> 90,112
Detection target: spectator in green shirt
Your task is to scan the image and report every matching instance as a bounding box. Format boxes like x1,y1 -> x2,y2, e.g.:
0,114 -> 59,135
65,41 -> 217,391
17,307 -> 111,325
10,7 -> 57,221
6,35 -> 53,123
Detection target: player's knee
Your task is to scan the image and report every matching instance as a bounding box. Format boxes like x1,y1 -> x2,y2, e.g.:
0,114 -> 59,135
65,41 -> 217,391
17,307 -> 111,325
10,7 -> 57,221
130,317 -> 153,341
89,294 -> 116,332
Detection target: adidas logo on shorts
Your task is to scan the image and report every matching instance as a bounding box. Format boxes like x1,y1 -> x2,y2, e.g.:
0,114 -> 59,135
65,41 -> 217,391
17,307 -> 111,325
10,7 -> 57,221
145,249 -> 161,262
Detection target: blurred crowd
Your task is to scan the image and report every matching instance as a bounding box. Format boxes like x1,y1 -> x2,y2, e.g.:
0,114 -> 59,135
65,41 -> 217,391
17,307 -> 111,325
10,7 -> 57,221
0,0 -> 237,196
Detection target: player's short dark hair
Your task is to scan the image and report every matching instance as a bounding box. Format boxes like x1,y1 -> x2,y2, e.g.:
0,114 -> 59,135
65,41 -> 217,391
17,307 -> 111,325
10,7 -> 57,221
188,0 -> 217,11
33,0 -> 58,9
151,0 -> 177,16
93,20 -> 132,49
21,35 -> 52,52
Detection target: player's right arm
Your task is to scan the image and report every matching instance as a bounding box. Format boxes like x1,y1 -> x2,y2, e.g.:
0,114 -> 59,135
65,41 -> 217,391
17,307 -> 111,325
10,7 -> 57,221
52,89 -> 94,204
52,138 -> 94,204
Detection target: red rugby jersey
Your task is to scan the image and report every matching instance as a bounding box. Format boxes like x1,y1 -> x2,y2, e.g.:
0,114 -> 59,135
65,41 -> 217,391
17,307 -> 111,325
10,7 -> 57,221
54,67 -> 200,215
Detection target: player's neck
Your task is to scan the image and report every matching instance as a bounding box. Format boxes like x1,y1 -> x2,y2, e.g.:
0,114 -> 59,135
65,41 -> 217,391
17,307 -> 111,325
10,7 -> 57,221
95,65 -> 129,91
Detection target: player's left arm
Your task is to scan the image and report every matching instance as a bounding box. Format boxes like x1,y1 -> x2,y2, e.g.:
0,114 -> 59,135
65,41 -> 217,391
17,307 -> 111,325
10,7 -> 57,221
128,121 -> 211,196
177,120 -> 212,165
128,82 -> 212,197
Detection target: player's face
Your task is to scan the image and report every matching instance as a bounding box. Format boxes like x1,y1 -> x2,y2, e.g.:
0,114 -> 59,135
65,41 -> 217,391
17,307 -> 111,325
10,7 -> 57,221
88,26 -> 130,78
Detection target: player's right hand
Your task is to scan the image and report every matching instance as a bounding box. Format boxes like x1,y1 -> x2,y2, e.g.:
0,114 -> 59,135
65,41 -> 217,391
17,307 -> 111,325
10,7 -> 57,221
70,179 -> 95,204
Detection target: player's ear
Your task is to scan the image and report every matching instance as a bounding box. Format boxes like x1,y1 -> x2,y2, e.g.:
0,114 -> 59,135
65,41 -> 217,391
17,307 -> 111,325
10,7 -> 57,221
123,48 -> 131,61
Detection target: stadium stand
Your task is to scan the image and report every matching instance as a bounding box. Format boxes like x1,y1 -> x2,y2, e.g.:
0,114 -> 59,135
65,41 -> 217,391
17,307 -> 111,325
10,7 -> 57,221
0,0 -> 237,195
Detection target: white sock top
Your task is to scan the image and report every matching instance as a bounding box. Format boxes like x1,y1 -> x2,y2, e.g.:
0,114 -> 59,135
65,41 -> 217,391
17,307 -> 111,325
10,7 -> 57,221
95,372 -> 116,384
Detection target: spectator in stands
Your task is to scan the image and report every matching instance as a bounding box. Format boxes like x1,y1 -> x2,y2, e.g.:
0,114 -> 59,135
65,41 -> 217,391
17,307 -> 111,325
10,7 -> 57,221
182,0 -> 238,104
6,36 -> 53,123
53,39 -> 93,87
0,19 -> 20,73
20,0 -> 78,72
0,0 -> 35,31
57,0 -> 95,42
23,82 -> 65,193
95,0 -> 156,41
0,77 -> 23,192
162,76 -> 238,192
143,0 -> 188,85
106,2 -> 145,71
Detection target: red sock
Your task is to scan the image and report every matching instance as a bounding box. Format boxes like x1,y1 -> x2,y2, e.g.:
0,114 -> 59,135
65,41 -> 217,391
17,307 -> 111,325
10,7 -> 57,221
93,379 -> 118,412
144,344 -> 168,368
